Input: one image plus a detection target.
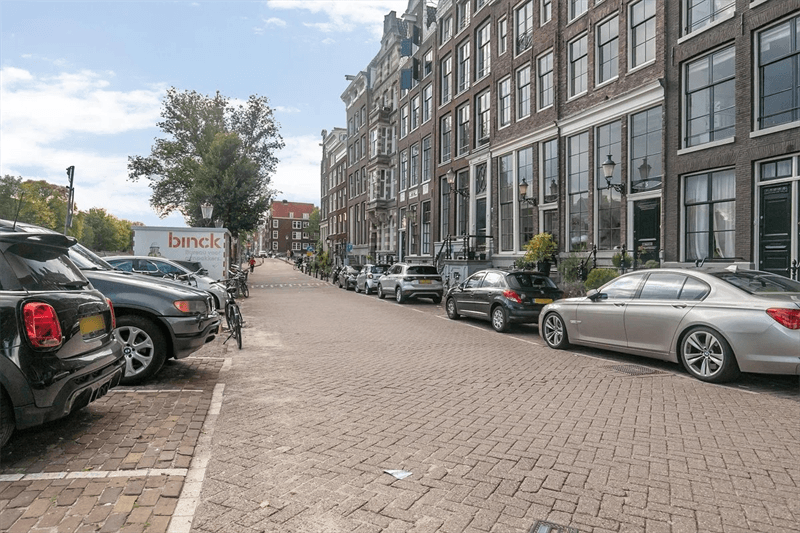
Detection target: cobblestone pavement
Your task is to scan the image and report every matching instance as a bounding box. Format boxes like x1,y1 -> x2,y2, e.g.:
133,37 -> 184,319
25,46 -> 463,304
1,258 -> 798,533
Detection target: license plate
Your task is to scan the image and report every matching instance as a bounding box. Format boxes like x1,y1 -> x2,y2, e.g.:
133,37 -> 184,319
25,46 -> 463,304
80,315 -> 105,339
534,298 -> 553,304
419,279 -> 432,284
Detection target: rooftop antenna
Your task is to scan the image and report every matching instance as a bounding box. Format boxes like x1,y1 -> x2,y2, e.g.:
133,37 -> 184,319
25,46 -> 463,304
12,192 -> 24,230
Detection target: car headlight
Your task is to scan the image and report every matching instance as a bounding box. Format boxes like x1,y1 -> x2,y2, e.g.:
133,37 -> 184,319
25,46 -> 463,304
173,300 -> 208,314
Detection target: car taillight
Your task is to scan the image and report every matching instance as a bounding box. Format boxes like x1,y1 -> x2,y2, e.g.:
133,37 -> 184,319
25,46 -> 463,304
23,302 -> 63,348
503,290 -> 523,304
766,308 -> 800,330
107,298 -> 116,330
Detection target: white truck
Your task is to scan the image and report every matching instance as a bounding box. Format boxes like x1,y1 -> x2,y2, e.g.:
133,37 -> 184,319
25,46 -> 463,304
132,226 -> 231,281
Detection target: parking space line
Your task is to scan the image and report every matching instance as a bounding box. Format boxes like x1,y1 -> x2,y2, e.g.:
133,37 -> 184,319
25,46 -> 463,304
167,382 -> 225,533
0,468 -> 189,482
109,389 -> 205,393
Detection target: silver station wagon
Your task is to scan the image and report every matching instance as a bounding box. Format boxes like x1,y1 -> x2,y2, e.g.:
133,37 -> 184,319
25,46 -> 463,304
539,267 -> 800,383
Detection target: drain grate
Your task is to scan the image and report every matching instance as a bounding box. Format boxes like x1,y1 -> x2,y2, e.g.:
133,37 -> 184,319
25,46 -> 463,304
607,364 -> 665,376
528,520 -> 580,533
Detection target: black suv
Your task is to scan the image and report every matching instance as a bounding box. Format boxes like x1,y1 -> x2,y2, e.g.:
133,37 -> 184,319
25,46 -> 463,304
0,220 -> 221,386
0,229 -> 125,447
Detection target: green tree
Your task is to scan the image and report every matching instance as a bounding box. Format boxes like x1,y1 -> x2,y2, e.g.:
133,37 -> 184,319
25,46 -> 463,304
128,88 -> 284,237
0,175 -> 24,221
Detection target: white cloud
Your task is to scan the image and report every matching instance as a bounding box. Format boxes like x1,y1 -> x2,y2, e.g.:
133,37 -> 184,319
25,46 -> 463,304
270,135 -> 322,205
264,17 -> 286,27
274,105 -> 301,114
267,0 -> 408,39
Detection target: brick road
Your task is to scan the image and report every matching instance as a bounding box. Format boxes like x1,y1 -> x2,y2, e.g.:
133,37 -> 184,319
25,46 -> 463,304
1,258 -> 798,533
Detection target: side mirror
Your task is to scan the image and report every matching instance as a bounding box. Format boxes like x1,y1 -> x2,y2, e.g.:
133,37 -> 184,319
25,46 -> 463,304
587,289 -> 607,301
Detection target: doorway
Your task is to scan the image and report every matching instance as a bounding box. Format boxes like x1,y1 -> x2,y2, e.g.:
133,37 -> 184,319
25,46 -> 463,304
758,184 -> 793,277
633,199 -> 660,265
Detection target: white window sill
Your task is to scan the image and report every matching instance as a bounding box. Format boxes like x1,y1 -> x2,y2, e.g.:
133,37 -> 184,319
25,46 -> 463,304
628,59 -> 656,75
750,0 -> 769,7
677,137 -> 735,155
750,121 -> 800,138
595,76 -> 619,90
566,11 -> 588,27
567,90 -> 588,102
536,104 -> 553,113
516,114 -> 531,122
677,11 -> 735,44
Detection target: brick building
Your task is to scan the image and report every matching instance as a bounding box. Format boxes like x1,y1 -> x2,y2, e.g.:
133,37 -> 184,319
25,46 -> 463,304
322,0 -> 800,279
265,200 -> 316,258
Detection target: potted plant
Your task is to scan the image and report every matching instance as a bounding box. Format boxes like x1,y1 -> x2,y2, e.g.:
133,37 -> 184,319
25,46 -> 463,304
522,232 -> 558,275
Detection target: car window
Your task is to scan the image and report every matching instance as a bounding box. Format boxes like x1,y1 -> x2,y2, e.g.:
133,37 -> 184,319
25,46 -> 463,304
134,259 -> 159,273
68,243 -> 114,270
600,273 -> 646,300
482,272 -> 505,288
1,242 -> 86,291
509,273 -> 557,289
679,277 -> 710,300
372,265 -> 388,274
464,273 -> 485,289
408,266 -> 438,275
638,273 -> 686,300
110,259 -> 134,272
713,271 -> 800,294
154,261 -> 185,275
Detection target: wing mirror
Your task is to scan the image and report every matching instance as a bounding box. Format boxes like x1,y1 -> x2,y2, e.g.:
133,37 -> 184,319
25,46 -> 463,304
587,289 -> 607,301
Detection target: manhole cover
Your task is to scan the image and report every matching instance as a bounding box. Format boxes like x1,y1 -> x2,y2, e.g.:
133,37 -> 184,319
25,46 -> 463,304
607,364 -> 664,376
528,520 -> 580,533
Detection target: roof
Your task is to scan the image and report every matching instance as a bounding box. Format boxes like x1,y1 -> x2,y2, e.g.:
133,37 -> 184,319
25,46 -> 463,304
270,201 -> 316,219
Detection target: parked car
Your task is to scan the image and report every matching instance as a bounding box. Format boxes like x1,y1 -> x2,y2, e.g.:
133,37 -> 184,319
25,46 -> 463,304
104,256 -> 228,311
337,265 -> 362,290
539,267 -> 800,383
0,220 -> 221,386
355,264 -> 390,295
172,259 -> 208,276
377,263 -> 443,304
0,229 -> 125,447
445,269 -> 563,332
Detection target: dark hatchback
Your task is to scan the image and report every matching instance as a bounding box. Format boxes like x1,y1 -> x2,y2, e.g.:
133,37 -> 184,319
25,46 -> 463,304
0,230 -> 125,447
445,269 -> 563,332
337,265 -> 362,290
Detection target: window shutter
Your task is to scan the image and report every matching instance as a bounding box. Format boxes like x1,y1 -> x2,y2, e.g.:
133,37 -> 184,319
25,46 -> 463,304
400,69 -> 413,90
400,39 -> 412,57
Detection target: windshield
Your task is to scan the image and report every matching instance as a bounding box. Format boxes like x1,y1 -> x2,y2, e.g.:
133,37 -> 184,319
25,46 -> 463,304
1,242 -> 87,291
68,243 -> 115,270
712,271 -> 800,294
407,266 -> 438,275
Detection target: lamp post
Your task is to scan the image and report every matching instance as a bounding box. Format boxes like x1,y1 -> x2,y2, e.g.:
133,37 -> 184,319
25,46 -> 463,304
518,178 -> 538,207
602,154 -> 625,194
201,202 -> 214,226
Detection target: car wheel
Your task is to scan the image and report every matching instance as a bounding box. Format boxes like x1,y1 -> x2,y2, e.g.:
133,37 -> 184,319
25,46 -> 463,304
395,287 -> 406,303
365,284 -> 372,295
446,298 -> 460,320
491,306 -> 509,332
116,315 -> 167,385
679,327 -> 740,383
355,283 -> 361,293
432,295 -> 442,304
542,312 -> 569,349
377,284 -> 386,299
0,387 -> 14,448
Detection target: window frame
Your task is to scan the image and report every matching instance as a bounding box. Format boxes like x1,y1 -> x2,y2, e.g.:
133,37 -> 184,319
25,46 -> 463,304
596,15 -> 620,86
683,168 -> 737,262
630,0 -> 657,71
517,64 -> 532,120
537,50 -> 554,110
498,77 -> 512,128
568,34 -> 589,99
683,45 -> 736,148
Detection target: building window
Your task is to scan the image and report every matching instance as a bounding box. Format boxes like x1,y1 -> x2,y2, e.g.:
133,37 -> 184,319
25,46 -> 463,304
476,91 -> 491,146
423,84 -> 433,122
440,114 -> 452,163
596,121 -> 622,250
685,169 -> 736,261
422,201 -> 431,254
411,95 -> 420,131
272,241 -> 278,251
685,0 -> 734,35
273,219 -> 279,228
569,35 -> 589,98
516,0 -> 534,54
410,143 -> 420,187
423,49 -> 433,77
517,65 -> 531,119
292,242 -> 301,251
272,230 -> 278,239
457,0 -> 470,32
400,150 -> 408,191
597,16 -> 619,85
569,0 -> 588,21
400,104 -> 409,138
477,22 -> 491,79
456,170 -> 469,235
292,231 -> 302,240
568,132 -> 590,251
457,103 -> 471,156
441,176 -> 451,237
684,46 -> 735,147
631,0 -> 656,69
499,18 -> 508,55
542,209 -> 559,250
541,0 -> 552,25
441,55 -> 452,104
542,138 -> 558,204
757,15 -> 800,129
440,15 -> 453,45
292,220 -> 302,229
538,52 -> 553,109
498,78 -> 512,128
631,106 -> 663,193
457,40 -> 471,94
518,147 -> 534,249
499,154 -> 514,251
422,136 -> 432,182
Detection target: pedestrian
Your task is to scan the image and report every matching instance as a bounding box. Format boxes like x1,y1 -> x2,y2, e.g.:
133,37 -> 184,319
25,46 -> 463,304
249,256 -> 256,273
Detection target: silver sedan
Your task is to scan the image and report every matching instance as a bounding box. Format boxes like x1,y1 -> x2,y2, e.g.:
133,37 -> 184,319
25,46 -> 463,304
539,267 -> 800,383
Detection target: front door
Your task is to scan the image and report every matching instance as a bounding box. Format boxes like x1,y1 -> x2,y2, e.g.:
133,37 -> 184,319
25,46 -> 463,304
633,199 -> 660,265
759,184 -> 792,277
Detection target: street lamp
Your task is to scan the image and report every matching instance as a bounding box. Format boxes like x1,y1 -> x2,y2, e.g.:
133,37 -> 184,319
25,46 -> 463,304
602,154 -> 625,194
445,168 -> 468,198
201,202 -> 214,226
518,178 -> 538,207
638,157 -> 652,190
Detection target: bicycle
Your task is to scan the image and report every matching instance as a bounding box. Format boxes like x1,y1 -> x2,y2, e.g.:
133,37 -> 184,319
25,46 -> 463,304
227,268 -> 249,299
214,280 -> 243,349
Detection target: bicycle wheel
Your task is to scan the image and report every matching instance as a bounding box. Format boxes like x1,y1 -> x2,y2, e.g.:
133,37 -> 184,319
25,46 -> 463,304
232,305 -> 243,349
241,281 -> 249,298
225,302 -> 235,331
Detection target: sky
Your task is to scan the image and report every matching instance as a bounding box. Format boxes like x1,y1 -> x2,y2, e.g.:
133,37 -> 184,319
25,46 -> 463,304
0,0 -> 409,227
